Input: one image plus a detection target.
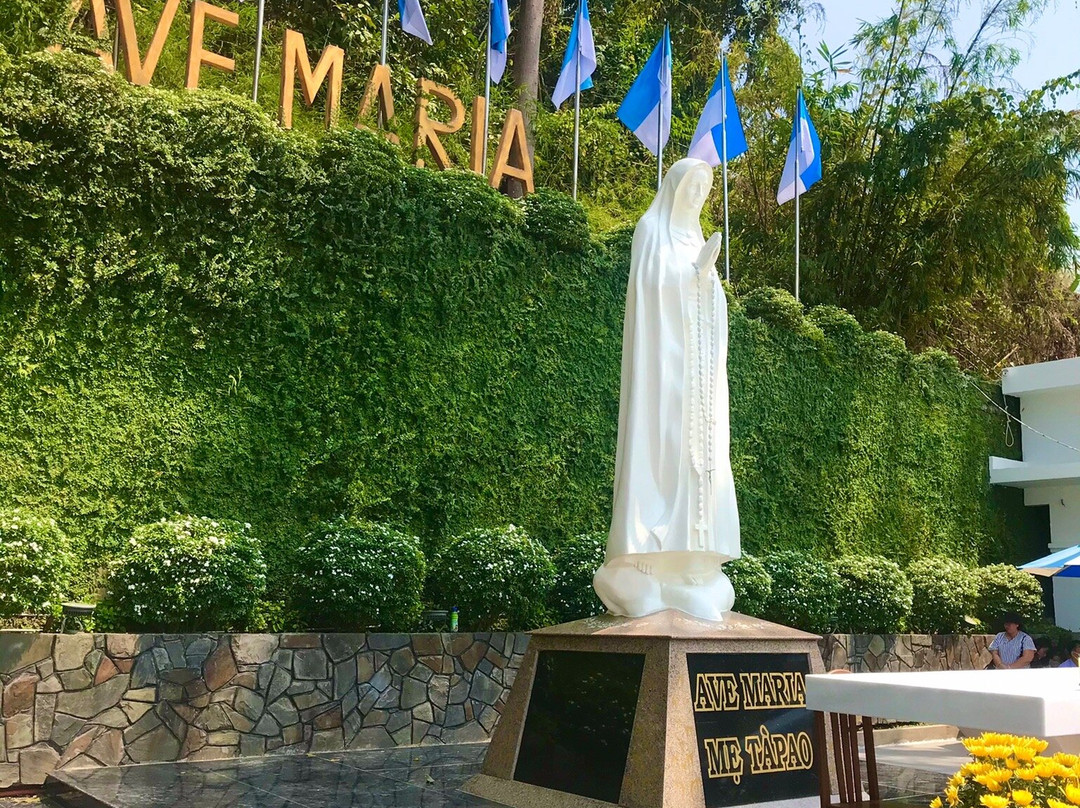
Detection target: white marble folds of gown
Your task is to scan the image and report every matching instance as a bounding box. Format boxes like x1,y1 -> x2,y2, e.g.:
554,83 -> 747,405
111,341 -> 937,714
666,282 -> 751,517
593,158 -> 741,622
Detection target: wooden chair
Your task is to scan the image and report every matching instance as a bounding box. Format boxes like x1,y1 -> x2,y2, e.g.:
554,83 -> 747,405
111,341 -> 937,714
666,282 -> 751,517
814,710 -> 880,808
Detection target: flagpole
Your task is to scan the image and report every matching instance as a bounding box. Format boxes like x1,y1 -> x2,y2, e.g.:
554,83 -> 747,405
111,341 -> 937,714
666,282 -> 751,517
794,3 -> 803,302
573,48 -> 581,200
252,0 -> 266,103
656,99 -> 663,191
656,26 -> 665,191
380,0 -> 391,65
483,4 -> 492,173
794,94 -> 801,303
720,53 -> 730,283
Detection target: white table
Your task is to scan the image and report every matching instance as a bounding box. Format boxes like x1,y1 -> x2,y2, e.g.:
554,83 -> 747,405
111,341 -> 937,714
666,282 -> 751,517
805,669 -> 1080,750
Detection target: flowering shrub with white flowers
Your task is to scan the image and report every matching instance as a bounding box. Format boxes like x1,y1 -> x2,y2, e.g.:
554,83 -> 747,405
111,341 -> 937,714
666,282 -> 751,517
760,550 -> 840,633
549,532 -> 607,624
101,516 -> 266,631
832,554 -> 914,633
907,556 -> 978,633
0,508 -> 73,617
974,564 -> 1045,631
428,525 -> 555,630
725,553 -> 773,618
290,519 -> 426,631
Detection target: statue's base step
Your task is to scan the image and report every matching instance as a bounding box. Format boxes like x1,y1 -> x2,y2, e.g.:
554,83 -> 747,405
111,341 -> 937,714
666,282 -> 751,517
463,610 -> 826,808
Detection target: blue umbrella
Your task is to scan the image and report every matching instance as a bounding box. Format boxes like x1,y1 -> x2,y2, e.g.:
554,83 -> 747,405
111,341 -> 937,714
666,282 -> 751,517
1020,544 -> 1080,578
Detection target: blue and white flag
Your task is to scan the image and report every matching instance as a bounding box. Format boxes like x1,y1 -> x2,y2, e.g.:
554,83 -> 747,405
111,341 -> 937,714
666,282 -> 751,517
488,0 -> 511,84
616,25 -> 672,157
688,56 -> 747,166
776,89 -> 822,204
398,0 -> 432,44
551,0 -> 596,108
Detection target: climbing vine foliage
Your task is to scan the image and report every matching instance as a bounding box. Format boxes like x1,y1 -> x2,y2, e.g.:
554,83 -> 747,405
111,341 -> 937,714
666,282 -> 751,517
0,52 -> 1032,595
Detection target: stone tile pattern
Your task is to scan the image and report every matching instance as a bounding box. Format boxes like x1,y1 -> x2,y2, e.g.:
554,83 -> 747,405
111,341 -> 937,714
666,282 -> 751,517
0,631 -> 990,789
0,632 -> 527,789
818,633 -> 994,674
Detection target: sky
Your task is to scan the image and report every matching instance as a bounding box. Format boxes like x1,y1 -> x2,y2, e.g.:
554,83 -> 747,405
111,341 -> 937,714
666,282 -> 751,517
796,0 -> 1080,228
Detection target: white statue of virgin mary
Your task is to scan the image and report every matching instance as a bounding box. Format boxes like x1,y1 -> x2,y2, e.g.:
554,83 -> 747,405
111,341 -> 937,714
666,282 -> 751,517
593,158 -> 740,622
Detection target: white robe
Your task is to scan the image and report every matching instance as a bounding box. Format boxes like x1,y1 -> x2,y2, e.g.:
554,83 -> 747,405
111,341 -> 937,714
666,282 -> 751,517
607,159 -> 740,562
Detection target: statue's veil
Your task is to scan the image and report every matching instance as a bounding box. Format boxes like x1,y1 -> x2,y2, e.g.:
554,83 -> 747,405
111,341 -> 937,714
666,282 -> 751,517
634,158 -> 711,255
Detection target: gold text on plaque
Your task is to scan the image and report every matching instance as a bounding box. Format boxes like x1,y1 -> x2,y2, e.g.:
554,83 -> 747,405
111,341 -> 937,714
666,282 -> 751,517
693,673 -> 740,712
738,671 -> 806,710
703,737 -> 744,784
743,725 -> 814,775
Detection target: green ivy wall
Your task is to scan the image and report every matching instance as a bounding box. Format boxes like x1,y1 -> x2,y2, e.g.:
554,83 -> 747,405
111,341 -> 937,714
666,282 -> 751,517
0,51 -> 1038,591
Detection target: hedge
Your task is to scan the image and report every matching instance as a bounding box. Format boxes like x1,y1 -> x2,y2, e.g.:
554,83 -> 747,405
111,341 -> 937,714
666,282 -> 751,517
290,519 -> 427,631
0,50 -> 1037,595
99,515 -> 267,632
907,556 -> 979,634
832,555 -> 913,634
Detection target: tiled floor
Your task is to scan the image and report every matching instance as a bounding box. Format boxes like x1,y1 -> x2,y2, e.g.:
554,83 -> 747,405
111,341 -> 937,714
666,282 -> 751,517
41,740 -> 950,808
872,740 -> 961,806
44,744 -> 500,808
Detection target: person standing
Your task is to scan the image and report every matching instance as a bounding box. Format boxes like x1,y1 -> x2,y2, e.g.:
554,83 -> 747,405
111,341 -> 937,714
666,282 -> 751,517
988,612 -> 1036,669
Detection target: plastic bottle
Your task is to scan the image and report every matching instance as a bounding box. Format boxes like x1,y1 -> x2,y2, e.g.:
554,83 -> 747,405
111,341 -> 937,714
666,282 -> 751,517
450,606 -> 459,632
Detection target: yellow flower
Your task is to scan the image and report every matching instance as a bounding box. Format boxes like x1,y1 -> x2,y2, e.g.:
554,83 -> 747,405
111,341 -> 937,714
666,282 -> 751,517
976,776 -> 1004,792
946,787 -> 960,806
1015,748 -> 1037,763
980,795 -> 1010,808
1011,790 -> 1034,807
1035,762 -> 1059,779
1053,754 -> 1079,768
1049,799 -> 1071,808
931,798 -> 943,808
990,769 -> 1014,783
950,775 -> 967,789
1006,758 -> 1022,770
1014,768 -> 1038,782
1065,784 -> 1080,805
968,744 -> 991,758
989,746 -> 1013,761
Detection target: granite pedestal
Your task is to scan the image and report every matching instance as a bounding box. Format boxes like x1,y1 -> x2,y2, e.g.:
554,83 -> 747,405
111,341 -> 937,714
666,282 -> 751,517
464,610 -> 826,808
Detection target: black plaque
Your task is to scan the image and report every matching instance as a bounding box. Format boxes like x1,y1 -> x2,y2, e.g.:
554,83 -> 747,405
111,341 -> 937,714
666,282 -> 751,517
687,652 -> 819,808
514,650 -> 645,804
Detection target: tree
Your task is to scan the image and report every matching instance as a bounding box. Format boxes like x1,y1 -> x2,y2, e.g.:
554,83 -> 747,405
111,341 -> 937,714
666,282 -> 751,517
727,0 -> 1080,370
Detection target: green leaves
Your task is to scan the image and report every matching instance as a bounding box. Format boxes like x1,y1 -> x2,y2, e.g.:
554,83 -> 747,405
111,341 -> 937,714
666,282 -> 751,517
0,51 -> 1033,613
548,532 -> 607,623
0,507 -> 73,617
290,519 -> 427,631
725,553 -> 773,619
100,516 -> 268,632
907,556 -> 979,633
833,555 -> 913,634
973,563 -> 1046,630
427,525 -> 555,630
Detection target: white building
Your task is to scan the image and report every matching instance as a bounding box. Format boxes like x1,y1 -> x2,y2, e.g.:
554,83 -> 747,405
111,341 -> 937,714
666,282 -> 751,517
989,356 -> 1080,630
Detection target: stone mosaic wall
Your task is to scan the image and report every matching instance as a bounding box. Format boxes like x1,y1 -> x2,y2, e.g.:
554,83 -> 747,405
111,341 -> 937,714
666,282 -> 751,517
0,631 -> 994,789
819,633 -> 995,673
0,632 -> 525,788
